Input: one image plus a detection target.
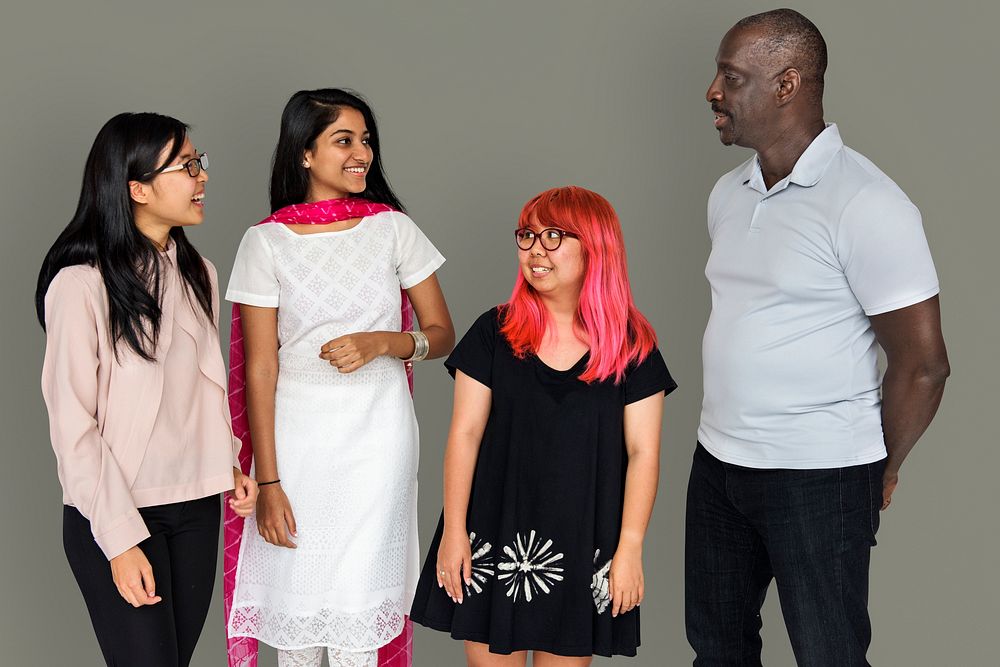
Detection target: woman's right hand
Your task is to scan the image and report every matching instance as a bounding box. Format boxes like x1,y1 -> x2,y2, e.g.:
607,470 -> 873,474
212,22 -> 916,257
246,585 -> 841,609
256,483 -> 298,548
436,528 -> 472,604
110,546 -> 162,607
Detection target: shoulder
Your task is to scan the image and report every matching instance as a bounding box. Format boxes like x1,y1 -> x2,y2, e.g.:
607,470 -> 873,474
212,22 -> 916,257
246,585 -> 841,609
460,306 -> 502,341
712,157 -> 754,195
838,173 -> 919,231
200,255 -> 218,277
236,224 -> 284,254
48,264 -> 102,298
44,265 -> 104,325
380,209 -> 419,233
479,306 -> 503,330
836,146 -> 915,210
243,223 -> 284,241
628,346 -> 664,372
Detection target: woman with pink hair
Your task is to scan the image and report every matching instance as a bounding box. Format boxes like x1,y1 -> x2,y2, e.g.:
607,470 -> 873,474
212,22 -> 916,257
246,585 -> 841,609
410,186 -> 676,665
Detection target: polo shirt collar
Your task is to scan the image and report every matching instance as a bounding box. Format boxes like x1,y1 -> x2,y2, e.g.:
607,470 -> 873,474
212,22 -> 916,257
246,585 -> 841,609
742,123 -> 843,194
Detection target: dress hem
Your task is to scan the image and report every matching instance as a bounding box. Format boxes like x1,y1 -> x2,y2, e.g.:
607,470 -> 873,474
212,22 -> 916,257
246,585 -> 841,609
409,614 -> 637,658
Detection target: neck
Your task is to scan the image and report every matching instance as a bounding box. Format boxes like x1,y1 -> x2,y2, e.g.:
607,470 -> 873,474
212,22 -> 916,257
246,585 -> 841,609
305,186 -> 350,204
755,117 -> 826,190
539,289 -> 581,326
133,213 -> 171,251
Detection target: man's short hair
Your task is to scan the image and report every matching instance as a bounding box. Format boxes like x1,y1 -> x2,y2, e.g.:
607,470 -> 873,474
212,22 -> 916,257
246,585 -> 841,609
734,8 -> 828,102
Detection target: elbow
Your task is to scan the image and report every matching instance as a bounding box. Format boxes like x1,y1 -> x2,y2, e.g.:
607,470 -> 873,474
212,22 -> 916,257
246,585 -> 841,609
426,322 -> 456,359
441,325 -> 456,355
928,358 -> 951,387
908,356 -> 950,391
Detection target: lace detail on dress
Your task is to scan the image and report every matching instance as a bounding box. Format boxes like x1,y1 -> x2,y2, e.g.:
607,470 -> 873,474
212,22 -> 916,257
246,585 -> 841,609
278,647 -> 323,667
230,597 -> 405,652
278,646 -> 378,667
269,222 -> 402,350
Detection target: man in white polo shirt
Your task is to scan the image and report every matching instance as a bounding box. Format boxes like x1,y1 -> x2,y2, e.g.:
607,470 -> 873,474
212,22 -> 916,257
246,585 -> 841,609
686,9 -> 950,666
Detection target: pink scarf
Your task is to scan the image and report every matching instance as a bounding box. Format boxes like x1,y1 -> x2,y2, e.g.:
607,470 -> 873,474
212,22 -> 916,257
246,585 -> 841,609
224,197 -> 414,667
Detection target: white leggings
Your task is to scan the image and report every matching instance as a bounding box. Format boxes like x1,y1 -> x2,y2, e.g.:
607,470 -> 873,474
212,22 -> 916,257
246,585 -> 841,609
277,646 -> 377,667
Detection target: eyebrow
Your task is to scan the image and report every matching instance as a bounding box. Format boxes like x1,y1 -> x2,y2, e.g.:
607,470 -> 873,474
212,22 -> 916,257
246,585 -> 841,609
176,151 -> 197,161
330,128 -> 369,136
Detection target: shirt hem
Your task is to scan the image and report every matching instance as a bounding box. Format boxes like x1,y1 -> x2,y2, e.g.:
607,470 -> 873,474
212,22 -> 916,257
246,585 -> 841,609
698,439 -> 887,470
863,285 -> 940,316
131,473 -> 233,507
399,254 -> 446,289
226,289 -> 279,308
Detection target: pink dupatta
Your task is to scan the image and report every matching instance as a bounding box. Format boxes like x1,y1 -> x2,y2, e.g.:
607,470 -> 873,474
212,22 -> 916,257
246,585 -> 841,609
224,197 -> 414,666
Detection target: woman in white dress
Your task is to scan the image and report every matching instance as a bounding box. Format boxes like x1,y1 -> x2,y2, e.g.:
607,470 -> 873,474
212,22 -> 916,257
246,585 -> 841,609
225,88 -> 455,667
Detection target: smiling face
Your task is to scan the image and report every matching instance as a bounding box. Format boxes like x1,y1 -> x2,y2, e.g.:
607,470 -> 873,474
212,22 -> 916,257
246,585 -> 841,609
303,106 -> 373,201
130,135 -> 208,231
517,214 -> 586,300
705,26 -> 780,149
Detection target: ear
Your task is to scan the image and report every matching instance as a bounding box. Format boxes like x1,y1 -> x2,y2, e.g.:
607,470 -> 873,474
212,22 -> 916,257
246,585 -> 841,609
128,180 -> 150,205
775,67 -> 801,107
302,149 -> 313,169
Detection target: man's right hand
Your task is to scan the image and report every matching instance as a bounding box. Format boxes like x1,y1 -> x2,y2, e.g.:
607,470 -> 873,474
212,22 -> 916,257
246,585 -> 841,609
110,546 -> 161,607
256,483 -> 298,548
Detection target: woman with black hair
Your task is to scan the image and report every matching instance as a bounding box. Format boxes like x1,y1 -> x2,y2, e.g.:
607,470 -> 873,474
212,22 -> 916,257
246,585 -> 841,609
224,89 -> 454,667
38,112 -> 258,666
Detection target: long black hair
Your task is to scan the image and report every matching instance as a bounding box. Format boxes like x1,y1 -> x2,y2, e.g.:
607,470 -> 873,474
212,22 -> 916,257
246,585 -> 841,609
270,88 -> 405,213
35,112 -> 213,361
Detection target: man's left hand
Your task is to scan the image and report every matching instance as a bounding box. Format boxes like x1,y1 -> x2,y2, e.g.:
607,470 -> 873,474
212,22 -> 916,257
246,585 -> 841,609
882,472 -> 899,510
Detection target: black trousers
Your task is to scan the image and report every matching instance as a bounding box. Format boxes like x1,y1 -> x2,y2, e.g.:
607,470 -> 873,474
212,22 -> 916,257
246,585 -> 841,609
63,494 -> 221,667
685,443 -> 885,667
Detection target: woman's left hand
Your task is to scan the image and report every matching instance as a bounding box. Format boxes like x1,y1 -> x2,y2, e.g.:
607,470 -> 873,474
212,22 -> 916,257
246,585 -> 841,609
229,467 -> 258,517
608,543 -> 644,617
319,332 -> 386,373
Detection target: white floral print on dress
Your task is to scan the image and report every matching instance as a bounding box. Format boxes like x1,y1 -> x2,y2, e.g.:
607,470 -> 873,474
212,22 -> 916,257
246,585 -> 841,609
465,531 -> 495,596
497,530 -> 565,602
591,548 -> 612,614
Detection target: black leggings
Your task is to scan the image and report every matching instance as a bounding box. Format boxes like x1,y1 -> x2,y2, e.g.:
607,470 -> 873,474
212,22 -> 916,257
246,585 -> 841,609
63,495 -> 221,667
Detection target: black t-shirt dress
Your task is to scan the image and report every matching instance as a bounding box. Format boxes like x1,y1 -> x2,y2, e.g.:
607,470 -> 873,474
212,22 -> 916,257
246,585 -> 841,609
410,308 -> 677,657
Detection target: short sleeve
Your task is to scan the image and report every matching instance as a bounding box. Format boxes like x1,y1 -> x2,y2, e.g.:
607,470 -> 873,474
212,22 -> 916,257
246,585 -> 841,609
444,308 -> 498,388
391,212 -> 446,289
624,348 -> 677,405
837,183 -> 940,316
226,226 -> 279,307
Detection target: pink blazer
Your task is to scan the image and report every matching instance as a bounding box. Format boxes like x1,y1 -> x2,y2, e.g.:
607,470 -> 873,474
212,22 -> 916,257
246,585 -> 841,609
41,259 -> 237,560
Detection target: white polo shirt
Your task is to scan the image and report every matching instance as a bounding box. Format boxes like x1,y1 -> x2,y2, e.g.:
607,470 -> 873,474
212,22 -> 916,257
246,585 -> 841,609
699,124 -> 939,469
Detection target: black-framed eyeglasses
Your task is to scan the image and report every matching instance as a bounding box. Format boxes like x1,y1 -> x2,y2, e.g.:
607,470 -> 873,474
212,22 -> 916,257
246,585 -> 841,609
144,152 -> 209,179
514,227 -> 579,251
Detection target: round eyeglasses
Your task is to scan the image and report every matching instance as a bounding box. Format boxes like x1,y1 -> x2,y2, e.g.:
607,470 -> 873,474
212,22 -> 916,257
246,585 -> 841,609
514,227 -> 579,251
145,153 -> 209,179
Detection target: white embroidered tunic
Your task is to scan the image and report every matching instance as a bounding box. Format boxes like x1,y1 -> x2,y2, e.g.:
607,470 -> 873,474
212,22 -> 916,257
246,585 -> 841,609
225,211 -> 444,650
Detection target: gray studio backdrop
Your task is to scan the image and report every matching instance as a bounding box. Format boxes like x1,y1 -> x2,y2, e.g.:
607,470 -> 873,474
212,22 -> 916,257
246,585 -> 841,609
1,1 -> 996,665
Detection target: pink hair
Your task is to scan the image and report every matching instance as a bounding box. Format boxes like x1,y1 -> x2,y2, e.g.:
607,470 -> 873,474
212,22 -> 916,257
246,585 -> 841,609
499,186 -> 657,384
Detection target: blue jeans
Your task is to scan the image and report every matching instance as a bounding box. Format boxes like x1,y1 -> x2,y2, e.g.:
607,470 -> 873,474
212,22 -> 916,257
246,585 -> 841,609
685,443 -> 885,666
